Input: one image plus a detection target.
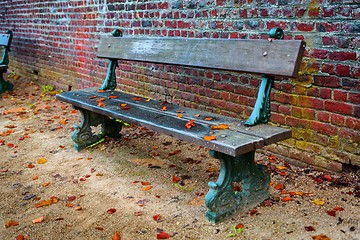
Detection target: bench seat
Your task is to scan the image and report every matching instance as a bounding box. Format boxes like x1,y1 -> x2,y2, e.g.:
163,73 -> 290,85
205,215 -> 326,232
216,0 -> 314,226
58,88 -> 291,156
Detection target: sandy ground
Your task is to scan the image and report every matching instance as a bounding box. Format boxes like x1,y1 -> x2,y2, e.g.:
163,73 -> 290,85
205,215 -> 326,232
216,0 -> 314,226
0,79 -> 359,240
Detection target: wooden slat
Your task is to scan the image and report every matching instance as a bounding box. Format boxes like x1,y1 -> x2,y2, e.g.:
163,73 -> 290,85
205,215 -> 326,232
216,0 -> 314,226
57,89 -> 292,156
97,37 -> 306,78
0,34 -> 10,46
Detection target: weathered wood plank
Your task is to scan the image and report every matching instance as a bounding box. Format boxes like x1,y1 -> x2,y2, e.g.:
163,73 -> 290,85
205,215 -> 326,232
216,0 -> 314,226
97,37 -> 306,78
57,89 -> 291,156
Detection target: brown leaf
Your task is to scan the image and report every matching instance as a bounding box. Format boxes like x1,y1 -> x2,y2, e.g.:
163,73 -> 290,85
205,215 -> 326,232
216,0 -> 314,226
3,107 -> 27,115
141,181 -> 151,186
16,235 -> 25,240
169,150 -> 181,156
274,183 -> 285,191
112,231 -> 121,240
326,210 -> 336,217
305,226 -> 316,231
5,220 -> 19,228
312,234 -> 331,240
142,186 -> 153,191
95,226 -> 104,230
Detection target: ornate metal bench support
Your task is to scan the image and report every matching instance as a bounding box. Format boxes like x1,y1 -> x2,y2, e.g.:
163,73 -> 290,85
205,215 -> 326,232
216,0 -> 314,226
72,107 -> 122,151
245,76 -> 274,126
0,30 -> 13,94
205,150 -> 270,223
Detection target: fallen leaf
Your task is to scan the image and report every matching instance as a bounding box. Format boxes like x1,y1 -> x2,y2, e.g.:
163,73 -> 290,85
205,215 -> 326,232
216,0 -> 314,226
74,206 -> 82,211
305,226 -> 316,231
326,210 -> 336,217
98,101 -> 106,107
3,107 -> 27,115
333,206 -> 344,211
32,216 -> 44,224
311,199 -> 326,206
96,89 -> 105,92
35,197 -> 59,208
204,135 -> 216,141
37,157 -> 47,164
157,232 -> 172,239
141,181 -> 151,186
153,214 -> 161,222
160,105 -> 167,111
172,175 -> 180,183
108,95 -> 118,99
249,209 -> 258,216
5,124 -> 17,129
16,235 -> 25,240
281,196 -> 293,202
134,211 -> 144,216
112,231 -> 121,240
89,95 -> 97,99
66,202 -> 74,207
185,120 -> 195,129
27,164 -> 34,168
210,124 -> 229,130
276,165 -> 287,170
169,150 -> 181,156
194,114 -> 200,117
312,234 -> 331,240
68,196 -> 76,201
206,166 -> 217,173
5,220 -> 19,228
274,183 -> 285,191
42,182 -> 50,187
176,113 -> 183,118
95,226 -> 104,230
107,208 -> 117,214
142,186 -> 153,191
132,97 -> 142,101
96,98 -> 106,102
235,223 -> 245,229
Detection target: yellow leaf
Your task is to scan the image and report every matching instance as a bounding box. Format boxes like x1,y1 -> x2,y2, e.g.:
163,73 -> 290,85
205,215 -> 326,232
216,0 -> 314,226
210,124 -> 229,130
112,231 -> 121,240
276,165 -> 287,170
311,199 -> 326,206
37,157 -> 47,164
142,185 -> 153,191
176,113 -> 183,118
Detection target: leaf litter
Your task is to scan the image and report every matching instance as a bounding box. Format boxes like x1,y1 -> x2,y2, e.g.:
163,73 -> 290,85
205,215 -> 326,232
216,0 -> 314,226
0,80 -> 359,239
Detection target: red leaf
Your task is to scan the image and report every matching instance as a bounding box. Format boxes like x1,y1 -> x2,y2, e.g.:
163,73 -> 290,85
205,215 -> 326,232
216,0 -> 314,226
249,209 -> 257,216
185,120 -> 195,129
169,150 -> 181,156
326,210 -> 336,217
28,164 -> 34,169
107,208 -> 117,214
157,232 -> 171,239
67,196 -> 76,201
333,206 -> 344,211
281,196 -> 293,202
95,226 -> 104,230
305,226 -> 316,231
235,223 -> 245,229
153,214 -> 161,222
172,175 -> 180,183
16,235 -> 25,240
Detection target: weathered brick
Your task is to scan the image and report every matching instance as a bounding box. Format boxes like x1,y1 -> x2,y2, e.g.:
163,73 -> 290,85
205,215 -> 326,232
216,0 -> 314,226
331,113 -> 345,126
314,75 -> 341,88
329,51 -> 357,61
310,121 -> 337,136
324,100 -> 353,115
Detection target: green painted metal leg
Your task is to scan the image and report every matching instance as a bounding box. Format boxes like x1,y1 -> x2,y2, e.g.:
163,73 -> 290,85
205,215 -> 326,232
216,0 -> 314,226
0,71 -> 13,94
245,76 -> 274,126
72,107 -> 122,151
99,59 -> 118,91
205,150 -> 270,223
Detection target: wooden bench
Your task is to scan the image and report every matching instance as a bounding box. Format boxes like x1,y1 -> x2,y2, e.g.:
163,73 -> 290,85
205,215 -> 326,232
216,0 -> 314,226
56,28 -> 306,223
0,30 -> 14,94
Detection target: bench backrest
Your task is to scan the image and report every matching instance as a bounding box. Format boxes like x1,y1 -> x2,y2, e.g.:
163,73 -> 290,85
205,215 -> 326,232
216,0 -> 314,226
97,36 -> 306,78
0,30 -> 13,66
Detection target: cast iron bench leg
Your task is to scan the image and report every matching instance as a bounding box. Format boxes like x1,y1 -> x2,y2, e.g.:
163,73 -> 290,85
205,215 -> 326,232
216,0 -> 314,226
205,150 -> 270,223
0,72 -> 13,93
72,107 -> 122,151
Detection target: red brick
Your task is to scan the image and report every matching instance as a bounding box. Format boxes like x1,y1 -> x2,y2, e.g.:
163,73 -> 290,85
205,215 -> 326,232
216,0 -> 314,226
333,90 -> 347,101
346,117 -> 360,130
270,112 -> 286,125
322,7 -> 334,17
314,75 -> 341,88
298,95 -> 324,109
329,51 -> 357,61
317,111 -> 330,123
321,63 -> 335,74
310,49 -> 328,59
317,22 -> 341,32
286,116 -> 310,129
322,36 -> 333,46
349,92 -> 360,104
303,108 -> 316,120
351,66 -> 360,78
324,100 -> 353,115
310,121 -> 337,136
335,64 -> 351,76
279,105 -> 291,115
331,114 -> 345,126
295,22 -> 315,32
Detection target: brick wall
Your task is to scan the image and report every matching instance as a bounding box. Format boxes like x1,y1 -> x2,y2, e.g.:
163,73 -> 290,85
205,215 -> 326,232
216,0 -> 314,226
0,0 -> 359,171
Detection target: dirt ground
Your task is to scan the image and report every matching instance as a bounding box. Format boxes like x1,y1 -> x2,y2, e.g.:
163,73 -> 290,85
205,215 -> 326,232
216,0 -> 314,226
0,79 -> 359,240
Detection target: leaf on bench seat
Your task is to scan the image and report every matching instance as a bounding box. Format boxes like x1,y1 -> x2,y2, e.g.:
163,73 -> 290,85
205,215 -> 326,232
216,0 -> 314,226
132,97 -> 142,101
108,95 -> 117,99
160,106 -> 167,111
210,124 -> 229,130
204,135 -> 216,141
185,120 -> 195,129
